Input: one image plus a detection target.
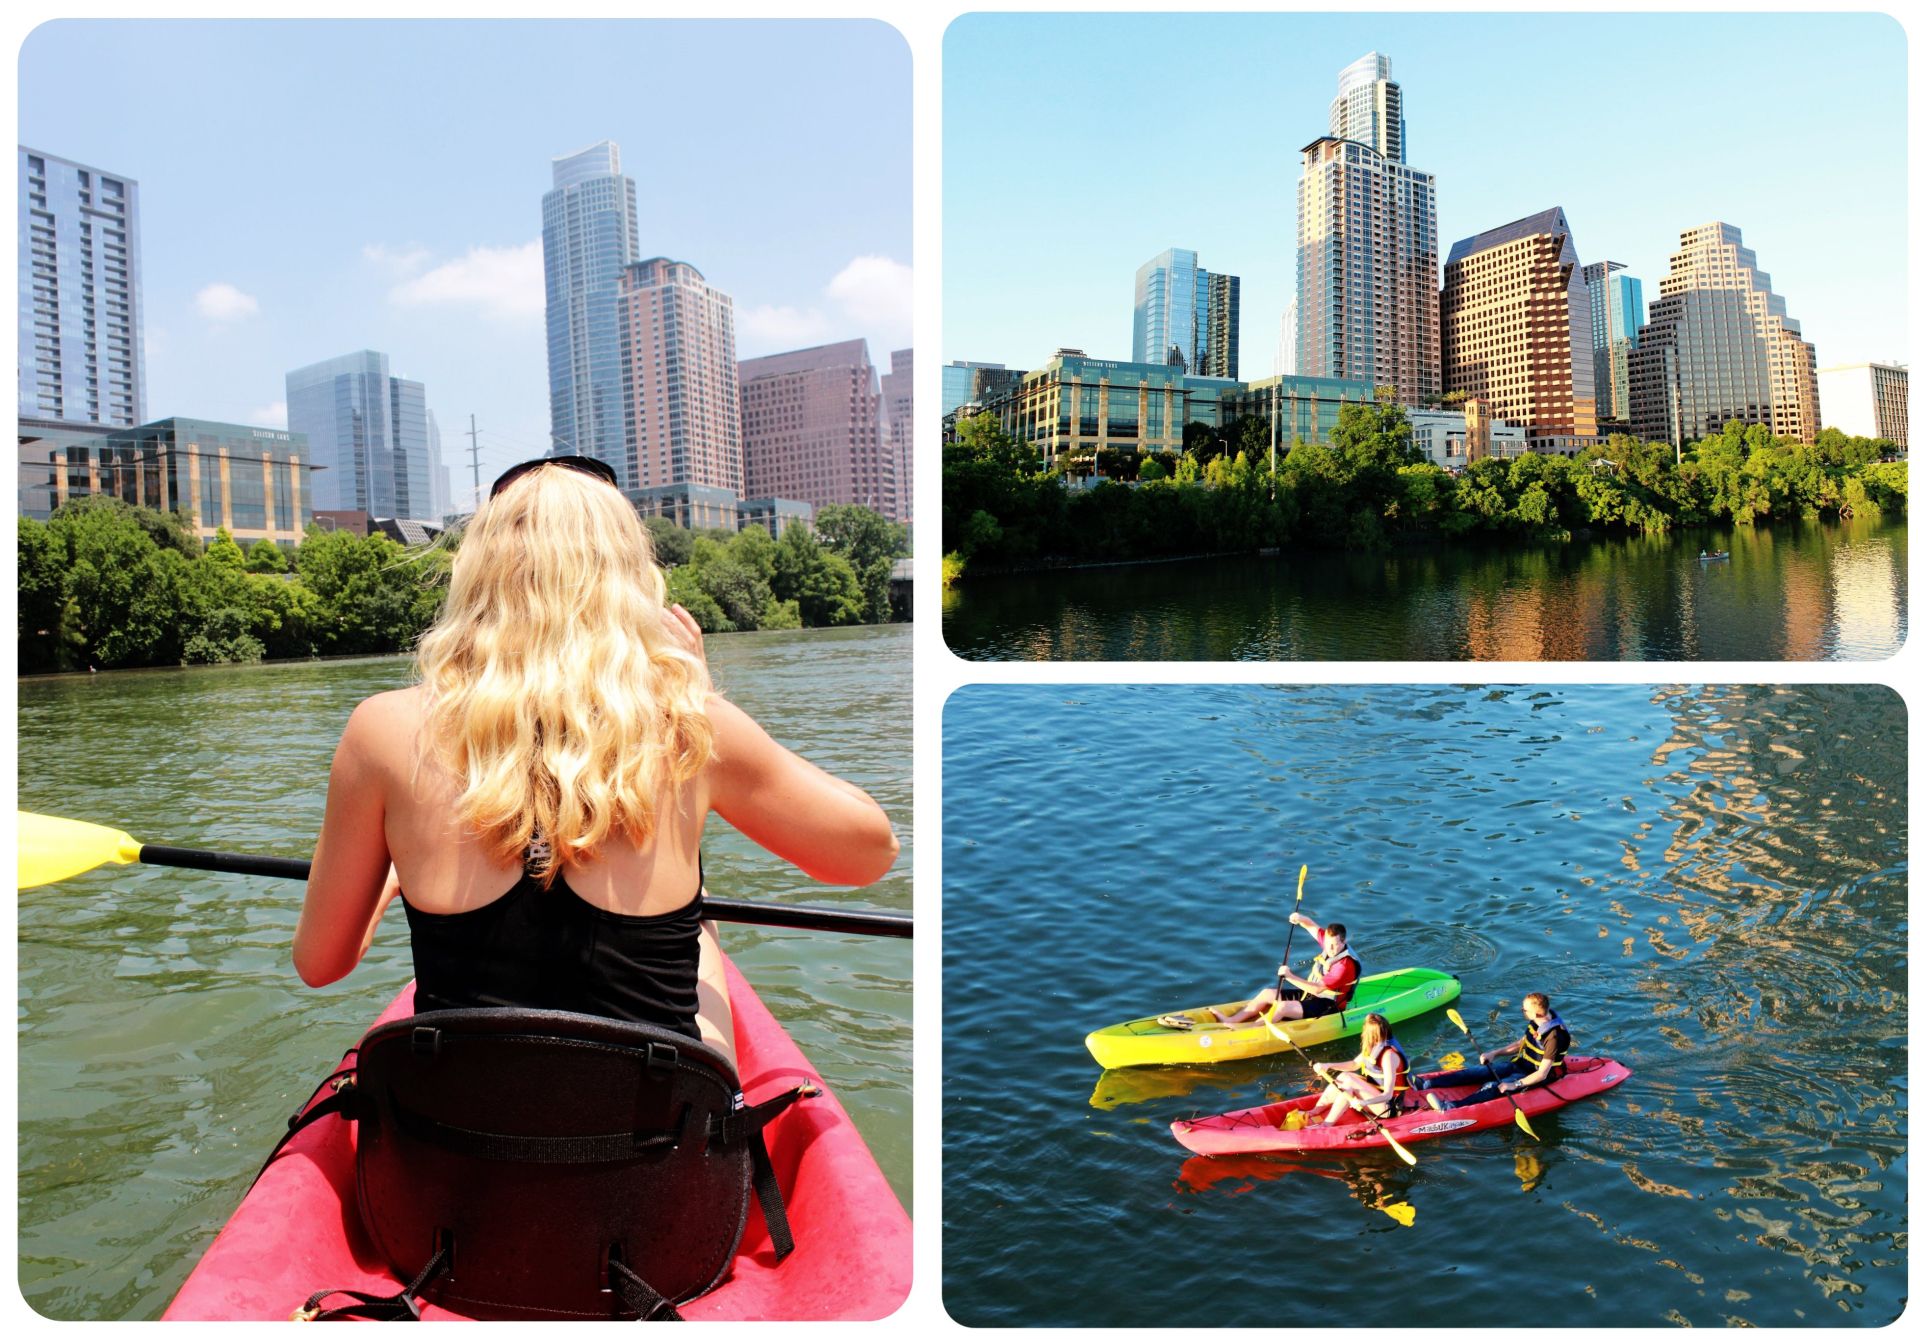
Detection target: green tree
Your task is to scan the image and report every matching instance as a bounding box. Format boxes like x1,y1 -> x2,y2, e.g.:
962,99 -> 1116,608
245,538 -> 291,573
815,504 -> 906,623
772,524 -> 864,626
644,516 -> 695,568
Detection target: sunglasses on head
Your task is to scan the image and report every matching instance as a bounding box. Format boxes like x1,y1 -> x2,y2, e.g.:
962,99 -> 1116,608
489,454 -> 620,498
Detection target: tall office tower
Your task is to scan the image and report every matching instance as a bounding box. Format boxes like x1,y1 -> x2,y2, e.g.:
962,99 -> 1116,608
943,360 -> 1007,416
1204,272 -> 1241,378
1133,248 -> 1205,370
882,348 -> 913,524
1817,362 -> 1908,449
1440,207 -> 1598,448
1582,261 -> 1644,424
542,141 -> 640,476
616,257 -> 743,494
19,148 -> 146,426
426,409 -> 451,521
1296,53 -> 1439,403
286,350 -> 436,519
1629,223 -> 1820,446
738,340 -> 895,520
1279,301 -> 1299,377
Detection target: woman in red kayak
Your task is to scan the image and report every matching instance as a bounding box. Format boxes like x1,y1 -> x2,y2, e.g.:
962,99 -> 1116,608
292,455 -> 900,1061
1305,1012 -> 1410,1124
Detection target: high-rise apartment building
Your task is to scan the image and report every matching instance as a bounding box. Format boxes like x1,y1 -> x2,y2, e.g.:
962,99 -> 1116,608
542,141 -> 640,476
738,340 -> 896,520
1628,223 -> 1820,446
1441,207 -> 1598,450
616,257 -> 742,494
882,348 -> 913,525
1132,249 -> 1241,377
286,350 -> 436,519
1582,261 -> 1644,425
1817,362 -> 1908,449
1296,54 -> 1438,403
18,148 -> 146,427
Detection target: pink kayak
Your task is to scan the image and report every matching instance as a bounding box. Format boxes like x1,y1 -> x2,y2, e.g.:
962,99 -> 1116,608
164,955 -> 911,1320
1172,1055 -> 1631,1156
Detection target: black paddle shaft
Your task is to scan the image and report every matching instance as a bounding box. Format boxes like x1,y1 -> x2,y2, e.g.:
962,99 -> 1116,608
135,844 -> 912,938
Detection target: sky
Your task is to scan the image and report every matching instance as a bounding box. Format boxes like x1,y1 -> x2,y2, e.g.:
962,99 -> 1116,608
944,11 -> 1909,379
20,19 -> 911,509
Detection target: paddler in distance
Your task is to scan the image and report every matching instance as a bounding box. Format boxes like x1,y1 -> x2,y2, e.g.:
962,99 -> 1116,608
1417,992 -> 1570,1111
1158,913 -> 1359,1028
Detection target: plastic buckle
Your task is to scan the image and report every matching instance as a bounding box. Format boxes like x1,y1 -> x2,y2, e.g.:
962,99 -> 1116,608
290,1304 -> 318,1321
410,1027 -> 441,1056
644,1041 -> 677,1074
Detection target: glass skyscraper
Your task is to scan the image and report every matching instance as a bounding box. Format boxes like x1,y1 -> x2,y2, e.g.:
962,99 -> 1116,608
1133,248 -> 1205,371
542,141 -> 640,479
286,350 -> 436,519
19,147 -> 146,426
1582,261 -> 1644,424
1628,223 -> 1820,446
1296,53 -> 1438,403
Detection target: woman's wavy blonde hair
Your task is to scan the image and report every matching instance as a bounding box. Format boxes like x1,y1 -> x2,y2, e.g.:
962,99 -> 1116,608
415,463 -> 713,883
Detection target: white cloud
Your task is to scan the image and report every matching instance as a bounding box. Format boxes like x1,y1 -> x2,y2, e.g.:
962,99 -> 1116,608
195,282 -> 259,323
249,400 -> 288,429
737,303 -> 836,347
362,242 -> 432,274
389,241 -> 543,322
826,255 -> 913,341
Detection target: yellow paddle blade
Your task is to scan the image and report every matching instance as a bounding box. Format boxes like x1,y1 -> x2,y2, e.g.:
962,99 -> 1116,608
1381,1200 -> 1416,1227
1294,864 -> 1307,901
1439,1052 -> 1466,1071
17,812 -> 142,888
1512,1106 -> 1539,1141
1381,1126 -> 1417,1167
1446,1008 -> 1468,1035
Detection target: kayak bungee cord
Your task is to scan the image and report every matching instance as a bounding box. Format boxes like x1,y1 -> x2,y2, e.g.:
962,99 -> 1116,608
15,811 -> 912,938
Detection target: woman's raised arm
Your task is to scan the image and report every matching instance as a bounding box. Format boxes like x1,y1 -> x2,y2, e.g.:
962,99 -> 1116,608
706,696 -> 899,887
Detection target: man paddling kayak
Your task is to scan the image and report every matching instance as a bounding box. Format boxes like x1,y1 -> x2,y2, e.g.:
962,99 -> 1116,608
1175,913 -> 1358,1027
1417,992 -> 1570,1111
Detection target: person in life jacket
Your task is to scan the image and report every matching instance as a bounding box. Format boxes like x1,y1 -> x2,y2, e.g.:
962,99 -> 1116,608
1418,992 -> 1571,1112
1304,1012 -> 1412,1124
1203,914 -> 1360,1026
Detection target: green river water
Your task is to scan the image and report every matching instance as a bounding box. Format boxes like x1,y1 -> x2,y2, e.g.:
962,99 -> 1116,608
16,623 -> 911,1320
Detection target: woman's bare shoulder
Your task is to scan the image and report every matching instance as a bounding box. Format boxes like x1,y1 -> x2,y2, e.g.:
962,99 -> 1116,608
339,686 -> 428,761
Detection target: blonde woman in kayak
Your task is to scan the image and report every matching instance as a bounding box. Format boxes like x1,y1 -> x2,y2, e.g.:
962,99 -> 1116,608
1304,1012 -> 1410,1125
293,456 -> 899,1064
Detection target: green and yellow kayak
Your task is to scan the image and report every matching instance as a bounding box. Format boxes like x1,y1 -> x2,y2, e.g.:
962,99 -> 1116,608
1084,967 -> 1461,1070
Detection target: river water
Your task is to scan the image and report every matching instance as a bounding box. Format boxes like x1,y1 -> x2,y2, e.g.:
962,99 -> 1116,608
16,623 -> 911,1320
943,518 -> 1908,661
943,683 -> 1907,1327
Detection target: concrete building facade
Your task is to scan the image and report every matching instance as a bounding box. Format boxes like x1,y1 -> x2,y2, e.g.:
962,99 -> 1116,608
1441,206 -> 1599,450
737,339 -> 895,519
19,148 -> 146,427
1817,362 -> 1908,449
616,257 -> 742,496
1296,53 -> 1439,403
1628,222 -> 1820,446
882,347 -> 913,524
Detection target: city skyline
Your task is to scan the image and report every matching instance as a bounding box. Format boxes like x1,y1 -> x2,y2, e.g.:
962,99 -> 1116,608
19,19 -> 911,510
945,13 -> 1907,379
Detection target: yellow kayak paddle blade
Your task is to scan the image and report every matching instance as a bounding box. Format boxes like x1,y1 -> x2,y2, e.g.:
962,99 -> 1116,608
16,812 -> 143,888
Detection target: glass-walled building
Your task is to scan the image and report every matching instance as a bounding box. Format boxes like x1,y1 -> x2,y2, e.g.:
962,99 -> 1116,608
18,148 -> 146,427
1000,354 -> 1200,466
19,416 -> 315,545
543,141 -> 640,475
286,349 -> 436,520
1582,260 -> 1643,425
1220,375 -> 1376,449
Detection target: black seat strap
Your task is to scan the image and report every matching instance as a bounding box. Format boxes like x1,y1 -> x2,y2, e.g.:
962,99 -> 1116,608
388,1100 -> 683,1164
247,1059 -> 363,1194
609,1258 -> 685,1321
296,1244 -> 450,1322
709,1083 -> 814,1262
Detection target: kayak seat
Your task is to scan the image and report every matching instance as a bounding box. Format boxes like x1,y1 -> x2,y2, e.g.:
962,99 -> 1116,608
273,1006 -> 814,1321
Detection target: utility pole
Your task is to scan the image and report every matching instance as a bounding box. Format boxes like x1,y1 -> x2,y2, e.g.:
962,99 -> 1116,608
467,414 -> 481,514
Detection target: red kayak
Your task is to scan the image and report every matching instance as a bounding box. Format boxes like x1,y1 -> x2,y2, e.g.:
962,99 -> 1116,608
1171,1055 -> 1630,1156
164,955 -> 911,1320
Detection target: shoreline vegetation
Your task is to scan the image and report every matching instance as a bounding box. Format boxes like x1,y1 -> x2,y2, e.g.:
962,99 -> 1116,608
17,499 -> 906,674
940,401 -> 1907,584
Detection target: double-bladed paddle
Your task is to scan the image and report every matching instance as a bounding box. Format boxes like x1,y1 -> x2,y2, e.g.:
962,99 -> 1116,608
1443,1007 -> 1537,1139
16,811 -> 912,939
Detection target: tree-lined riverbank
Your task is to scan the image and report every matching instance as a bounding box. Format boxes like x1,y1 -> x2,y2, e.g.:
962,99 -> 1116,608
18,499 -> 905,673
942,401 -> 1907,578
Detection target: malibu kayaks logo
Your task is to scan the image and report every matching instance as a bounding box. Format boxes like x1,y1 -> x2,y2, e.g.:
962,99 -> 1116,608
1407,1119 -> 1475,1135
